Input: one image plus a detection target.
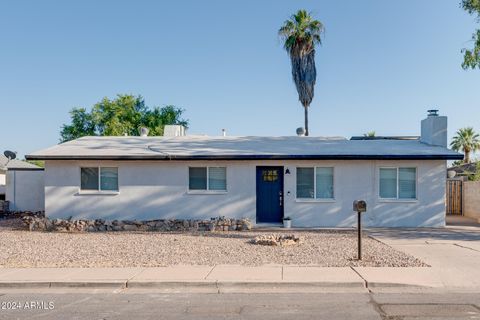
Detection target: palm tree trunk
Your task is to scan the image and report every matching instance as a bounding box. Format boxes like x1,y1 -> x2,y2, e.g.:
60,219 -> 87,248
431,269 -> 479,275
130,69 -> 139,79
465,149 -> 471,163
304,106 -> 309,136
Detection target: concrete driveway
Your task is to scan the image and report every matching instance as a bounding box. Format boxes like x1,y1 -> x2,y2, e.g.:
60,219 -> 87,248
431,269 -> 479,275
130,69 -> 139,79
366,216 -> 480,289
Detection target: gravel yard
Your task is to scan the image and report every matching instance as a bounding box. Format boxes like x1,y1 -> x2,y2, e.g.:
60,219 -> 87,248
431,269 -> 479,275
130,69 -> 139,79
0,220 -> 427,268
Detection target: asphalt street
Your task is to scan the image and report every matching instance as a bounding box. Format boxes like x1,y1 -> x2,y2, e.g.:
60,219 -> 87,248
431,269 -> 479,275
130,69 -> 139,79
1,290 -> 480,320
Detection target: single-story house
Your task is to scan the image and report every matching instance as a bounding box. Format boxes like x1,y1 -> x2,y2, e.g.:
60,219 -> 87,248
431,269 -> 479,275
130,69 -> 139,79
26,111 -> 462,227
0,155 -> 45,211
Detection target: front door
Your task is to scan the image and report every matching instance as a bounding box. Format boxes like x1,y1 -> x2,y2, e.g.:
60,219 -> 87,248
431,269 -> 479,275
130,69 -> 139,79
256,166 -> 284,223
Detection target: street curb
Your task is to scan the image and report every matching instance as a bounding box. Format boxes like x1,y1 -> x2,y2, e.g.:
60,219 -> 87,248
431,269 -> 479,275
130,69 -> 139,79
217,281 -> 366,289
0,280 -> 366,290
0,280 -> 441,291
50,280 -> 127,289
366,282 -> 439,289
0,281 -> 51,289
126,280 -> 218,289
0,280 -> 127,289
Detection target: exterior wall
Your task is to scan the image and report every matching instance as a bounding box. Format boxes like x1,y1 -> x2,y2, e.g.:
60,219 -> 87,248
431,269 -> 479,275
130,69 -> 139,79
0,171 -> 5,196
6,170 -> 45,211
44,159 -> 447,227
0,171 -> 6,196
0,171 -> 6,186
463,181 -> 480,220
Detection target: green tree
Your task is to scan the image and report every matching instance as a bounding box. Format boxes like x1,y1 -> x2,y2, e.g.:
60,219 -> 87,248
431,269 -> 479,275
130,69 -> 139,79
142,105 -> 189,136
60,94 -> 188,142
26,160 -> 45,168
279,10 -> 324,136
450,159 -> 464,167
466,162 -> 480,181
450,127 -> 480,163
60,108 -> 96,142
363,131 -> 376,137
461,0 -> 480,69
92,95 -> 148,136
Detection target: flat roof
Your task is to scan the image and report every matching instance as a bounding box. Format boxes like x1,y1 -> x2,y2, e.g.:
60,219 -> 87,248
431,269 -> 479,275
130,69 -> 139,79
25,136 -> 463,161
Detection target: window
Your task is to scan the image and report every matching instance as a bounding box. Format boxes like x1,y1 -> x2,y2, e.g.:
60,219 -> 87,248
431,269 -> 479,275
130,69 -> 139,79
296,167 -> 334,199
379,167 -> 416,199
81,167 -> 99,190
189,167 -> 226,191
80,167 -> 118,191
100,168 -> 119,191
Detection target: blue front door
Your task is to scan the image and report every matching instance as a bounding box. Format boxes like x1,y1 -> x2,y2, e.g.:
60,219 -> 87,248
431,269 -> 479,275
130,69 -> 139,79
256,166 -> 284,223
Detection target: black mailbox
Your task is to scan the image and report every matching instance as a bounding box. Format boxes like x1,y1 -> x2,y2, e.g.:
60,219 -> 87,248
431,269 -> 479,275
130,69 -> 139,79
353,200 -> 367,213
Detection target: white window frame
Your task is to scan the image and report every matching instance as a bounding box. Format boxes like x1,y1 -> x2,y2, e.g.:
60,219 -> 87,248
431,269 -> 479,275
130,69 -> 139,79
296,166 -> 335,202
188,166 -> 227,194
378,166 -> 417,201
79,166 -> 119,194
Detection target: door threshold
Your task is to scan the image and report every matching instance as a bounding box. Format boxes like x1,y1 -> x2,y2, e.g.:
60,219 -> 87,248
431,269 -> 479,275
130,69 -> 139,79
255,223 -> 283,227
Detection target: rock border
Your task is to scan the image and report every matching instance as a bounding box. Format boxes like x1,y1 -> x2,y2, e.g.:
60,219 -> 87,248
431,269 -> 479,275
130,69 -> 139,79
21,216 -> 252,232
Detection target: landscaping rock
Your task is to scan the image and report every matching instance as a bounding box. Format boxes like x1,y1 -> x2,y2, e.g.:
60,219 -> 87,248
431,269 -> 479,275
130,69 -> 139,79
253,234 -> 303,247
20,215 -> 253,233
122,225 -> 137,231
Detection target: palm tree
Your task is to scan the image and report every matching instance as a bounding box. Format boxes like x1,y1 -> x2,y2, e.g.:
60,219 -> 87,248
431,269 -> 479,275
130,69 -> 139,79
450,127 -> 480,163
279,10 -> 324,136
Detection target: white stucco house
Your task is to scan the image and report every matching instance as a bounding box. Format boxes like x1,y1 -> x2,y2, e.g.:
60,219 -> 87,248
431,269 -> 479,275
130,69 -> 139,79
26,111 -> 462,227
0,155 -> 45,211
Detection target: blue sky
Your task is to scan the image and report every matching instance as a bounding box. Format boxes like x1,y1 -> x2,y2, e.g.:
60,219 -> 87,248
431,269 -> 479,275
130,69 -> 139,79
1,0 -> 479,158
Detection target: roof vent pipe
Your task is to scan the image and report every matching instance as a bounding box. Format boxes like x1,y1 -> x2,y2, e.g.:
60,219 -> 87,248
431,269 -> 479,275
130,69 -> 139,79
139,127 -> 149,137
296,127 -> 306,136
222,129 -> 226,137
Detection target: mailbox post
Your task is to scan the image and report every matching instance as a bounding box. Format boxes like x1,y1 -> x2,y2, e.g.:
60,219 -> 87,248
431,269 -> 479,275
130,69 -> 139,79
353,200 -> 367,260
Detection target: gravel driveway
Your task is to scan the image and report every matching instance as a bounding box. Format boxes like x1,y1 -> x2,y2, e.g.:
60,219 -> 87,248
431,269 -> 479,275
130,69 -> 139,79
0,222 -> 426,267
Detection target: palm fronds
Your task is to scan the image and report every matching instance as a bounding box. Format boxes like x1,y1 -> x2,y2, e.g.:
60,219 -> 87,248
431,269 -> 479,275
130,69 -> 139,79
450,127 -> 480,163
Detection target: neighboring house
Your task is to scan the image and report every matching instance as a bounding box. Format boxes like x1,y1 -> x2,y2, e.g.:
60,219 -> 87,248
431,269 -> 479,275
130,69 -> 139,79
448,162 -> 478,179
0,155 -> 45,211
26,112 -> 462,227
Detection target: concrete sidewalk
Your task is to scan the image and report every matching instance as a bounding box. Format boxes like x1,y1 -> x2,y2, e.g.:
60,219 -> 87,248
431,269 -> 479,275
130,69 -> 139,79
0,264 -> 473,292
0,266 -> 367,292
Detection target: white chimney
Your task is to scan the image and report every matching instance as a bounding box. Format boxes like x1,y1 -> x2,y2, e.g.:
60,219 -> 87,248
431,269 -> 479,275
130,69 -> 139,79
420,109 -> 447,147
139,127 -> 149,137
163,125 -> 186,137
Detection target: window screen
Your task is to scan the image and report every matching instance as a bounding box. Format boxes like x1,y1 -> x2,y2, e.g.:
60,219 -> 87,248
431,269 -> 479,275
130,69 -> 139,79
189,167 -> 207,190
208,167 -> 226,191
316,167 -> 334,199
399,168 -> 416,199
297,167 -> 314,198
81,167 -> 99,190
379,168 -> 397,198
100,167 -> 118,191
